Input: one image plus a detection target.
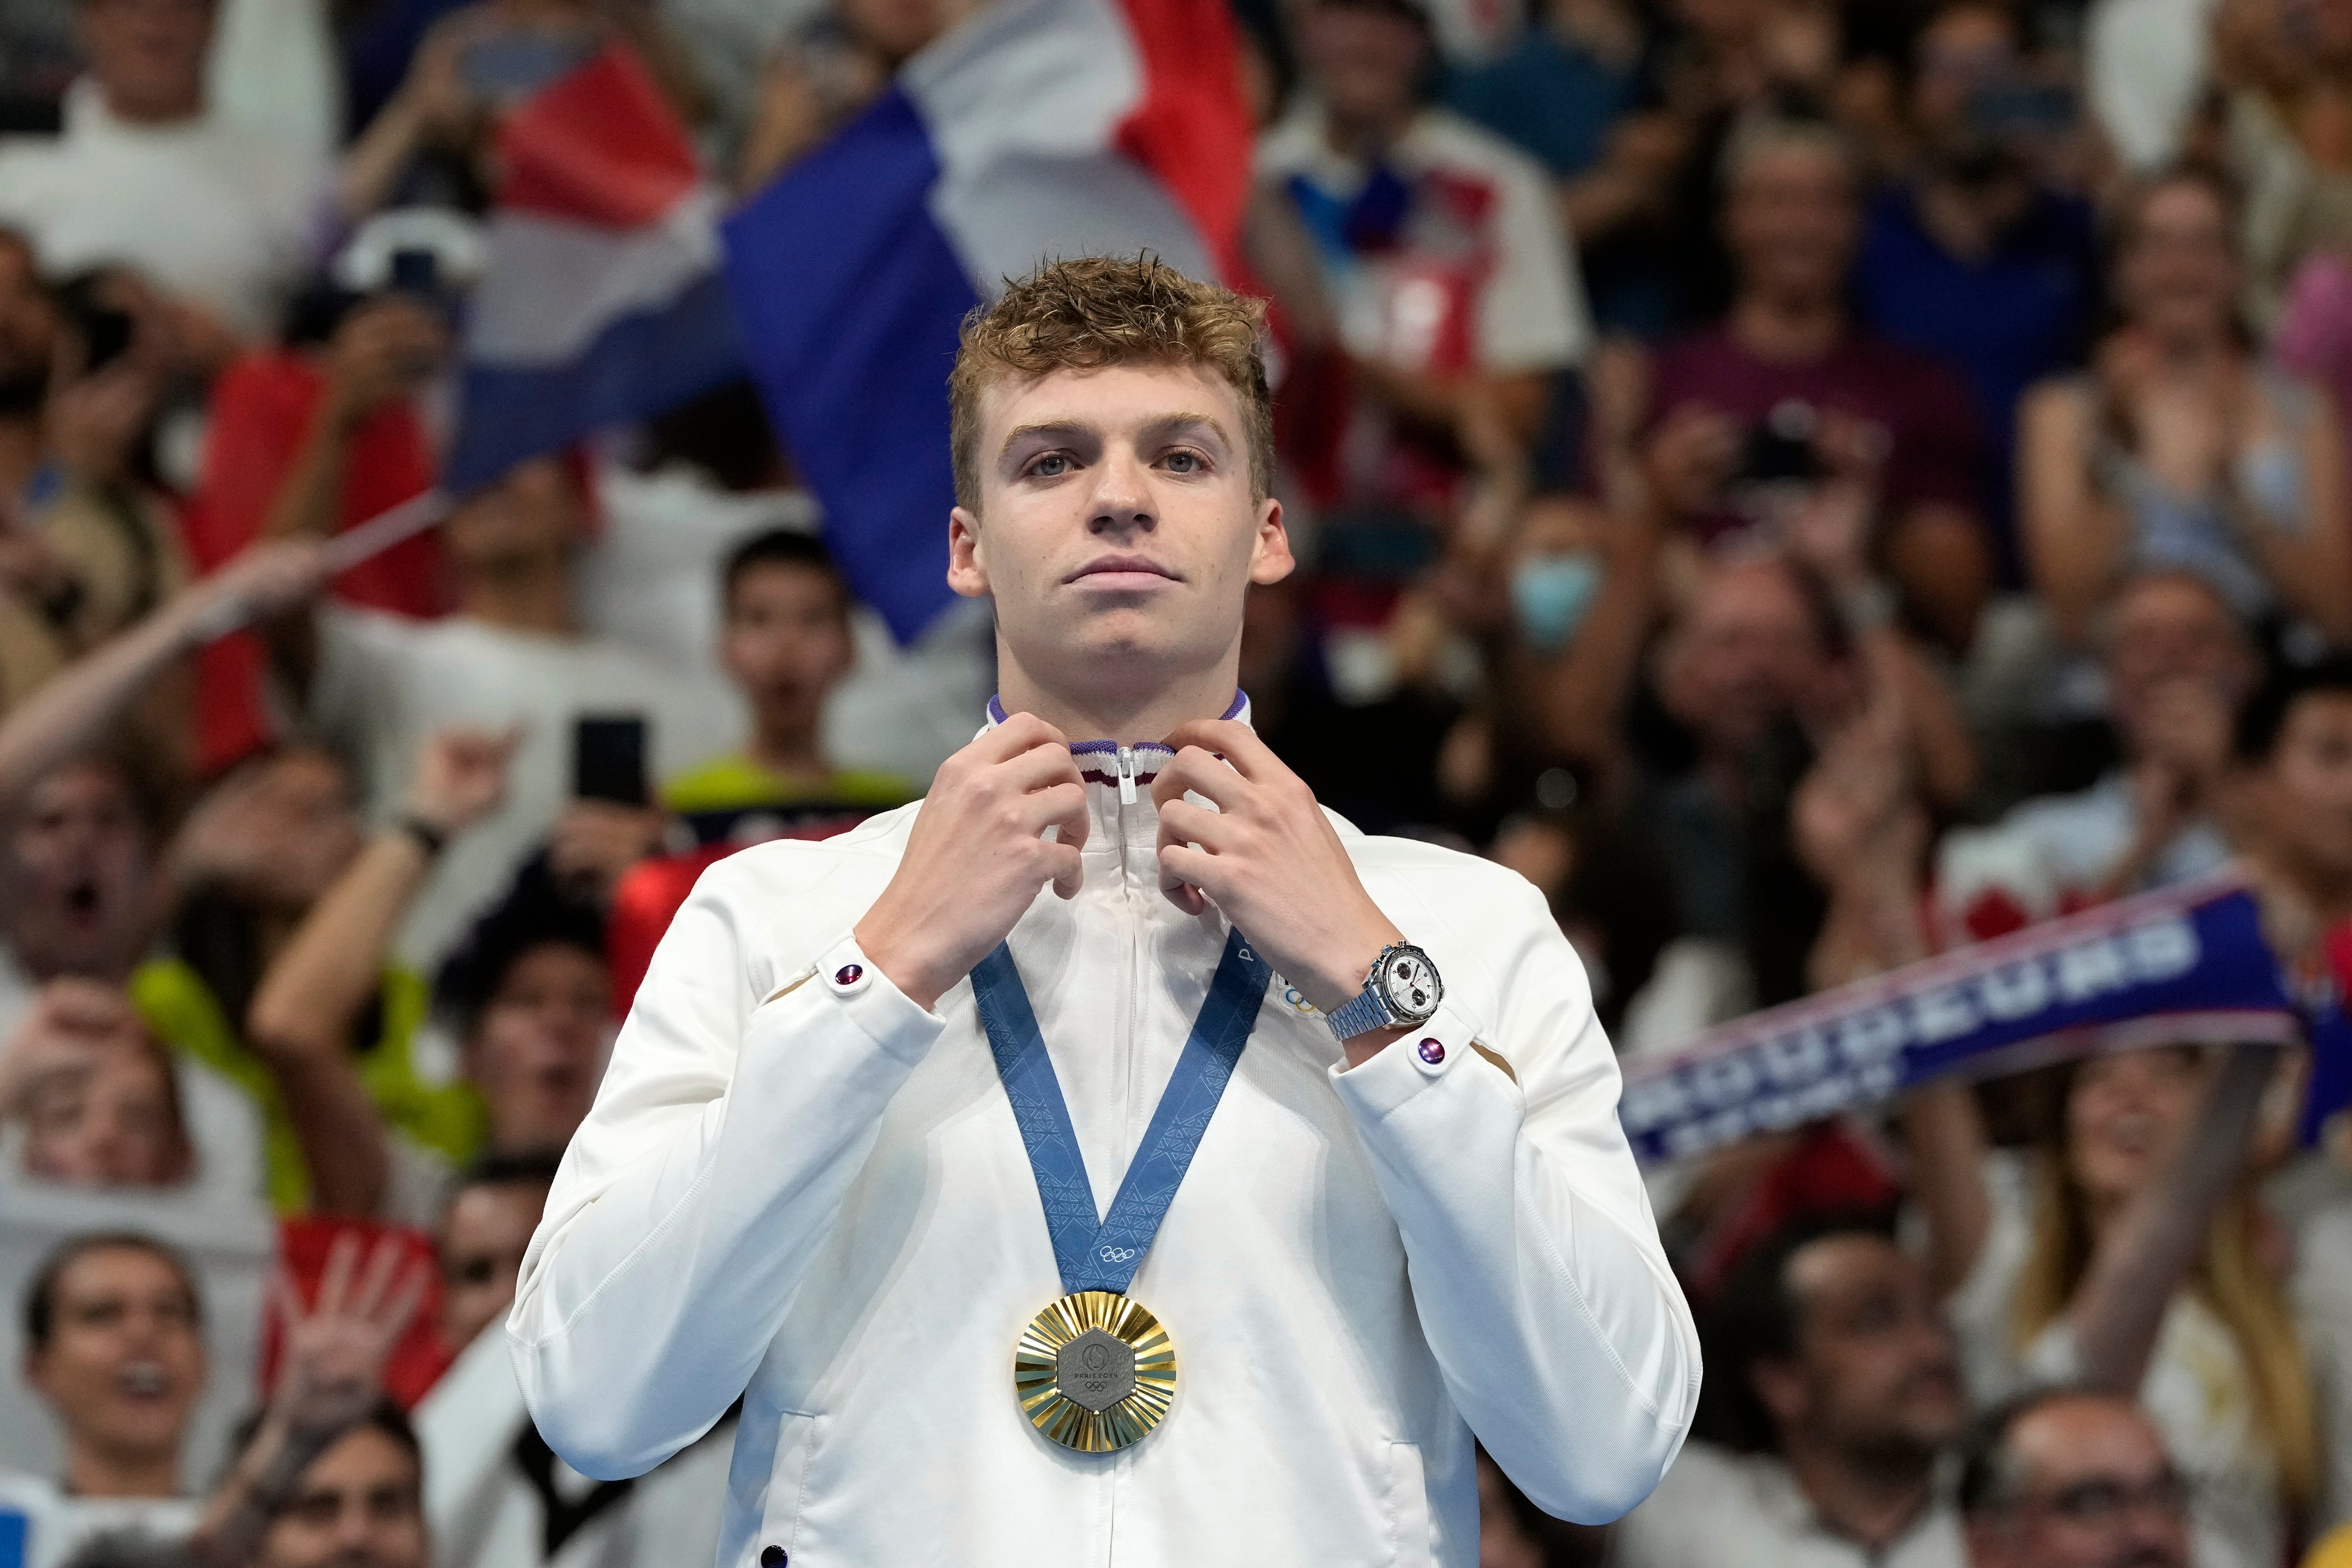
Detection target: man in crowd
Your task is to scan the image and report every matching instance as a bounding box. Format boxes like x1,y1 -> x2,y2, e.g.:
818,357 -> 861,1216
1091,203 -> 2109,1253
269,453 -> 730,968
1255,0 -> 1589,511
0,0 -> 318,346
1639,116 -> 1992,650
1613,1221 -> 1970,1568
8,1234 -> 207,1565
660,528 -> 912,842
1957,1389 -> 2191,1568
1937,569 -> 2256,940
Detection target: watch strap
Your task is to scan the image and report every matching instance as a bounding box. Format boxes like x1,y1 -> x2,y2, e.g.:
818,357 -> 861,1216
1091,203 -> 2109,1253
1326,985 -> 1394,1043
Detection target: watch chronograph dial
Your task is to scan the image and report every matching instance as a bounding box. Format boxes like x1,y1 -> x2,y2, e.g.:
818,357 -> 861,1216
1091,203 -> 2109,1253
1376,947 -> 1441,1021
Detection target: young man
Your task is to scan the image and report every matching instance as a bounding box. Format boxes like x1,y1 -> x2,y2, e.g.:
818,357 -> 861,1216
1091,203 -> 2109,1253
1613,1222 -> 1970,1568
8,1234 -> 208,1566
660,529 -> 913,841
510,256 -> 1697,1563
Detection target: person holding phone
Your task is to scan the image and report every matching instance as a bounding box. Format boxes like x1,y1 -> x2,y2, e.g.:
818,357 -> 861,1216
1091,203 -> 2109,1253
511,256 -> 1698,1566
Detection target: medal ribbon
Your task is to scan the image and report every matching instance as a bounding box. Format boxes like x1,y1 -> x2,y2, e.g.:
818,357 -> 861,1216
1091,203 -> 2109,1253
971,925 -> 1271,1295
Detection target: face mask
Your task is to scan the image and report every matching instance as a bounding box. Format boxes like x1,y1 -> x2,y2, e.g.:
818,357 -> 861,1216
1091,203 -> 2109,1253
1511,550 -> 1603,653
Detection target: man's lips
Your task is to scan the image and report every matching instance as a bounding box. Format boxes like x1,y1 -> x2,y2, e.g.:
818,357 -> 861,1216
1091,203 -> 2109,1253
1066,555 -> 1178,589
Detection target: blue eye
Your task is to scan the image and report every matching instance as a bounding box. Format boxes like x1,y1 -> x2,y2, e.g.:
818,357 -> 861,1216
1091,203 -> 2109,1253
1164,451 -> 1200,473
1031,454 -> 1070,478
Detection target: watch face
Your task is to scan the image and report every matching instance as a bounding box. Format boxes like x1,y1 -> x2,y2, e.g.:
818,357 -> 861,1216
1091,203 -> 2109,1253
1375,946 -> 1441,1022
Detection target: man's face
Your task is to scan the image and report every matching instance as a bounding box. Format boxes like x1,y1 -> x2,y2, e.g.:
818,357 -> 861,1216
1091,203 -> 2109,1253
437,1177 -> 549,1352
254,1426 -> 427,1568
1726,143 -> 1860,308
4,762 -> 153,981
2103,576 -> 2253,747
1297,5 -> 1427,129
465,943 -> 610,1156
25,1245 -> 203,1479
949,363 -> 1291,710
1661,560 -> 1838,758
720,563 -> 856,744
1967,1397 -> 2190,1568
74,0 -> 211,124
442,457 -> 585,576
1910,5 -> 2017,137
0,237 -> 58,410
23,1040 -> 186,1186
2256,691 -> 2352,880
1753,1235 -> 1967,1463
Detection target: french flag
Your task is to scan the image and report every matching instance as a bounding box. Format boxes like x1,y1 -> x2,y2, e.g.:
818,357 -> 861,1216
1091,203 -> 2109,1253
445,46 -> 742,491
722,0 -> 1253,642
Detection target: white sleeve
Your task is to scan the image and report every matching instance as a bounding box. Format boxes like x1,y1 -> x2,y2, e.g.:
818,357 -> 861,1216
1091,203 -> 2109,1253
506,858 -> 944,1479
1474,143 -> 1592,374
1330,875 -> 1700,1524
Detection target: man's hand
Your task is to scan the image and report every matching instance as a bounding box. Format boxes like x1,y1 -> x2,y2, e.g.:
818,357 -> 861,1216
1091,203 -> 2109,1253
323,297 -> 448,431
549,799 -> 670,904
1151,720 -> 1401,1036
0,979 -> 146,1119
1642,405 -> 1740,520
404,726 -> 518,838
172,537 -> 332,643
853,714 -> 1089,1011
266,1232 -> 426,1443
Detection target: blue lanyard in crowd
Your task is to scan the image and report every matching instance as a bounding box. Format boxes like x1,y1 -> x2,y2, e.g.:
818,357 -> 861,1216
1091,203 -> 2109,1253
970,926 -> 1271,1295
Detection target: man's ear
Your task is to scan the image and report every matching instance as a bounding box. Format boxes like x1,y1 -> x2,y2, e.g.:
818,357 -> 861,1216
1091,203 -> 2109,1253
948,506 -> 990,600
1247,496 -> 1294,586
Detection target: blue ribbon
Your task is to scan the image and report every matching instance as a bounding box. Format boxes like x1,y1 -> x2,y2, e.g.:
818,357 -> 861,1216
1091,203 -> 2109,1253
1618,874 -> 2318,1164
971,926 -> 1271,1295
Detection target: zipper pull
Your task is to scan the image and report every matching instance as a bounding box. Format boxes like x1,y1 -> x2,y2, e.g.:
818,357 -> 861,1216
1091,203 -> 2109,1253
1115,744 -> 1138,804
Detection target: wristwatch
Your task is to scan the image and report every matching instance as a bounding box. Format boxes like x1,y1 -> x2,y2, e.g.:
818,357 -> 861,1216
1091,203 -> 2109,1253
1326,943 -> 1444,1043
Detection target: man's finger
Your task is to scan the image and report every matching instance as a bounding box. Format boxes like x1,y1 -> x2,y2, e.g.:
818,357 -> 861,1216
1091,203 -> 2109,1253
975,710 -> 1069,762
1155,798 -> 1231,856
1149,745 -> 1242,812
1045,840 -> 1085,900
998,739 -> 1084,794
1157,843 -> 1220,914
1160,719 -> 1282,784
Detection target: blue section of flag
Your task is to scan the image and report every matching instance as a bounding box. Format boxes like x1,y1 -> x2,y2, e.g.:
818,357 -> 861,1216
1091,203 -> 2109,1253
0,1508 -> 26,1568
2302,987 -> 2352,1146
445,270 -> 742,493
723,86 -> 978,644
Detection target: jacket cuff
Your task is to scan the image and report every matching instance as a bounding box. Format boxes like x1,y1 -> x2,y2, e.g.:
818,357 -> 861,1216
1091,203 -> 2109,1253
752,933 -> 945,1067
1327,998 -> 1501,1122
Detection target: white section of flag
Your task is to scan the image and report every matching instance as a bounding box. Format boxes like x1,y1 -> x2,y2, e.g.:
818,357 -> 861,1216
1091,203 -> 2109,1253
466,185 -> 722,367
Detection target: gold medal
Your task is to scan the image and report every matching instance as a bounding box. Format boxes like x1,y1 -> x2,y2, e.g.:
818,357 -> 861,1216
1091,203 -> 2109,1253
1013,1290 -> 1176,1452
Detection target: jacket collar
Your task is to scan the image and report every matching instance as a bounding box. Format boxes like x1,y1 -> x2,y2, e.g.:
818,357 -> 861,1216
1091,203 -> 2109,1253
977,691 -> 1253,854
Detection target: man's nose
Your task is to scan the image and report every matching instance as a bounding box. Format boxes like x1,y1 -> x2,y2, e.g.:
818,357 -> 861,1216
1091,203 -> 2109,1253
1087,447 -> 1156,535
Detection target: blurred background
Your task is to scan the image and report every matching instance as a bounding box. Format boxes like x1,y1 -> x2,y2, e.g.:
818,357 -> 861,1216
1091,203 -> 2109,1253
0,0 -> 2349,1561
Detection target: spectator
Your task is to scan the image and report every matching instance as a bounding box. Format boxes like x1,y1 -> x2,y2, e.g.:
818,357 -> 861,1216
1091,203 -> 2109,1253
1631,116 -> 1994,650
0,226 -> 58,496
0,761 -> 161,1030
1255,0 -> 1591,516
0,981 -> 189,1186
2017,168 -> 2352,647
1934,569 -> 2257,931
267,454 -> 729,969
1610,1219 -> 1970,1568
191,1231 -> 426,1568
660,529 -> 912,842
431,1154 -> 551,1356
1957,1387 -> 2192,1568
2235,653 -> 2352,965
2212,0 -> 2352,327
0,0 -> 319,345
732,0 -> 949,194
1854,2 -> 2101,576
8,1234 -> 207,1565
1901,1042 -> 2312,1568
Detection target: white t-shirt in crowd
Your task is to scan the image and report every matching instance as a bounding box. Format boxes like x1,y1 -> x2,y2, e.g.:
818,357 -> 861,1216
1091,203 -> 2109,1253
2086,0 -> 2221,173
0,79 -> 319,339
304,606 -> 737,970
0,1474 -> 200,1568
1609,1442 -> 1966,1568
1946,1150 -> 2283,1568
1254,105 -> 1592,377
2296,1199 -> 2352,1535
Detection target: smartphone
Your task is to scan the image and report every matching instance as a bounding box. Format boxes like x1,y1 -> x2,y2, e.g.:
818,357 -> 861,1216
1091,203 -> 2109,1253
1735,422 -> 1820,485
573,716 -> 650,806
56,275 -> 133,374
460,32 -> 596,101
388,246 -> 441,300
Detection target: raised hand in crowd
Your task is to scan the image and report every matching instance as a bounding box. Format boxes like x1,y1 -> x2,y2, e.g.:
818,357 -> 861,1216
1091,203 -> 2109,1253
243,726 -> 519,1215
2106,674 -> 2240,899
319,297 -> 448,435
0,976 -> 192,1187
193,1234 -> 427,1568
547,799 -> 670,906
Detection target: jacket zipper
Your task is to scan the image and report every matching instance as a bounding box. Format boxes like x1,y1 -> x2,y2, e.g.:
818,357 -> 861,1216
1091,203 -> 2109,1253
1114,744 -> 1139,804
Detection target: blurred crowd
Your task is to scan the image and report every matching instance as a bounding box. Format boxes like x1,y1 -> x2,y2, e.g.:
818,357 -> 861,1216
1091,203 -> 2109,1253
0,0 -> 2350,1562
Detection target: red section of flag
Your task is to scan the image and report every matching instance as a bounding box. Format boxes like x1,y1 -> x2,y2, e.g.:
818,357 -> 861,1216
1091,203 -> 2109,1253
183,351 -> 446,774
1111,0 -> 1254,278
497,44 -> 699,229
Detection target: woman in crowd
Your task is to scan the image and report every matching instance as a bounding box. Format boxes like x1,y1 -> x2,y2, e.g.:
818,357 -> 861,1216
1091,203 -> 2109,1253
1901,1047 -> 2316,1568
2018,168 -> 2352,646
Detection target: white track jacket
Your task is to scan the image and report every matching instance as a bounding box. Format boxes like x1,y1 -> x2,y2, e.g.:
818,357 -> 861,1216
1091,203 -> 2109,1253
509,712 -> 1700,1568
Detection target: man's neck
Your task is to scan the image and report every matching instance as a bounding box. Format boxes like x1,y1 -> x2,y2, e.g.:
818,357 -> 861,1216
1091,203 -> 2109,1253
66,1442 -> 177,1499
98,86 -> 206,129
996,655 -> 1240,745
1729,292 -> 1845,364
457,557 -> 576,637
748,722 -> 829,784
1322,103 -> 1416,164
1778,1433 -> 1938,1552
